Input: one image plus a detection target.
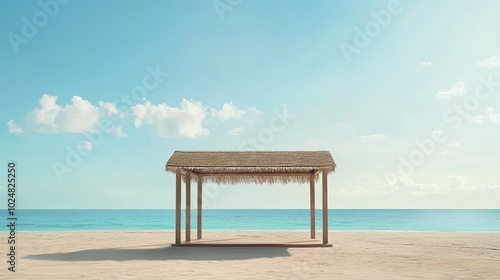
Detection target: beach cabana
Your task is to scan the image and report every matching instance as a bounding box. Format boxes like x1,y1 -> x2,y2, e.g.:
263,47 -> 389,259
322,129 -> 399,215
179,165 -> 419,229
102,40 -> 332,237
165,151 -> 336,247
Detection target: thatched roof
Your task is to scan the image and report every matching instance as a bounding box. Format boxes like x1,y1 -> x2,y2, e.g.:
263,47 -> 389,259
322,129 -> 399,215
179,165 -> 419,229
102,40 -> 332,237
165,151 -> 336,184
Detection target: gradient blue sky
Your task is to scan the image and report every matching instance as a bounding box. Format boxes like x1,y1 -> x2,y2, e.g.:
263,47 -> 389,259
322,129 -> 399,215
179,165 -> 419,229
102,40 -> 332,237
1,0 -> 500,209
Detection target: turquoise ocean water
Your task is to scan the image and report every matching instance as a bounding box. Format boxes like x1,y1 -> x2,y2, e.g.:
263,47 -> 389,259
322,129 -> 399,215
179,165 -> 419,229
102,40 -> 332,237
1,209 -> 500,232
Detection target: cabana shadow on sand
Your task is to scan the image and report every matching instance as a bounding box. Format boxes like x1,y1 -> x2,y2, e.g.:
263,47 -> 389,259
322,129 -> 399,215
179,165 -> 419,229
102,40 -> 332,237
165,151 -> 336,247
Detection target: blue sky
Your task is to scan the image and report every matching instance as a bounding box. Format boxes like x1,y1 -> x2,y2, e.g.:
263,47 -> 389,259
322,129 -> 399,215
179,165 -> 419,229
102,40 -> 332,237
1,0 -> 500,209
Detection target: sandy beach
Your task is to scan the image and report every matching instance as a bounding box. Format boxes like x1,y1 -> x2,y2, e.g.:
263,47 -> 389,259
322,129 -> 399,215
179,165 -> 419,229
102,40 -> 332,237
1,231 -> 499,279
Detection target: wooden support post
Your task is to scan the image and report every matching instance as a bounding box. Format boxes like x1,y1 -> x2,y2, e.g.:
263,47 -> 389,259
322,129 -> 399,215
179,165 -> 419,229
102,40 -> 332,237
310,173 -> 316,239
197,176 -> 203,239
175,169 -> 182,245
322,169 -> 328,245
185,173 -> 191,242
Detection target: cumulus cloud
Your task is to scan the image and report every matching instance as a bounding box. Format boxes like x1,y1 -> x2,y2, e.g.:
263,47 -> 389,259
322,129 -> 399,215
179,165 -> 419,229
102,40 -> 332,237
448,142 -> 465,149
486,184 -> 500,195
436,81 -> 465,99
98,101 -> 120,117
112,126 -> 127,137
56,96 -> 100,133
7,94 -> 126,136
467,107 -> 500,124
77,141 -> 94,152
360,134 -> 386,142
7,120 -> 22,135
445,174 -> 480,195
416,61 -> 432,72
487,107 -> 500,123
210,102 -> 259,121
132,99 -> 208,138
467,115 -> 485,124
8,94 -> 264,139
7,94 -> 129,137
476,56 -> 500,69
388,174 -> 498,196
28,94 -> 60,129
227,127 -> 244,136
337,175 -> 443,197
386,175 -> 444,196
341,174 -> 500,198
440,150 -> 449,156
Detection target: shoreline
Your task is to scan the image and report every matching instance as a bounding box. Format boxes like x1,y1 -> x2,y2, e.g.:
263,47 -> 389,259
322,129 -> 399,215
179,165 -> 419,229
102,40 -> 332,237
4,229 -> 500,233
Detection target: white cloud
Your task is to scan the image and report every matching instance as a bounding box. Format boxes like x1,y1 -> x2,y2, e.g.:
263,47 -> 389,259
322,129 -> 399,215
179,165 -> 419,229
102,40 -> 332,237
448,142 -> 464,149
29,94 -> 60,128
416,61 -> 432,72
7,120 -> 22,135
476,56 -> 500,69
467,107 -> 500,124
486,184 -> 500,195
338,175 -> 443,197
210,102 -> 259,121
8,94 -> 125,135
247,106 -> 260,115
98,101 -> 119,116
431,129 -> 444,138
436,81 -> 465,99
77,141 -> 94,152
389,174 -> 497,196
445,174 -> 478,195
467,115 -> 485,124
56,96 -> 100,133
360,134 -> 386,142
112,126 -> 127,137
387,175 -> 447,196
227,126 -> 244,136
132,99 -> 208,138
447,176 -> 500,196
338,173 -> 500,199
340,173 -> 500,199
487,107 -> 500,123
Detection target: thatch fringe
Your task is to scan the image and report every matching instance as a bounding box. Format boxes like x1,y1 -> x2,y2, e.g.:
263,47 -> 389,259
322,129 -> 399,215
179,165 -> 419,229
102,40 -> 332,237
165,167 -> 334,185
199,175 -> 318,185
